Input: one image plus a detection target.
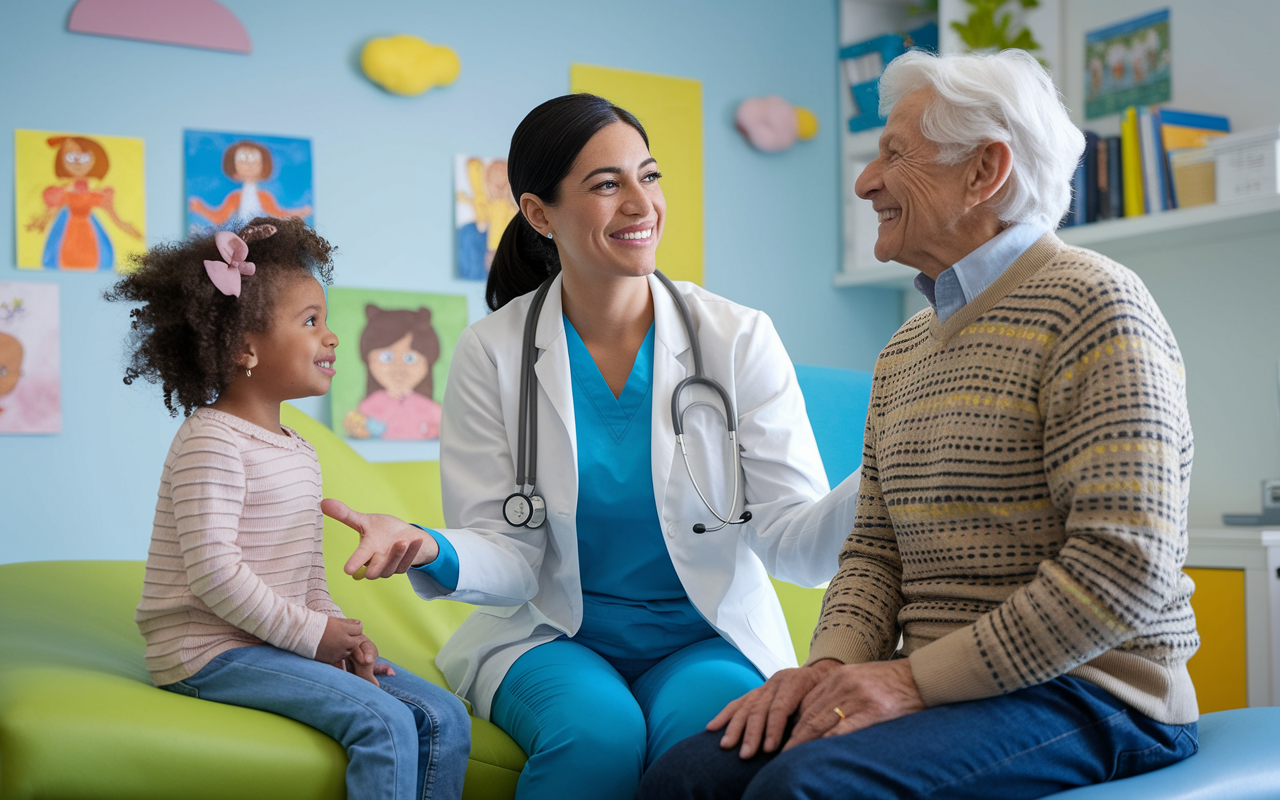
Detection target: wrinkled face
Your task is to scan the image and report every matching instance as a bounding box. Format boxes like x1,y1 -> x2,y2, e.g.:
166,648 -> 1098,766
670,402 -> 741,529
246,275 -> 338,400
853,88 -> 971,275
61,142 -> 95,179
0,333 -> 22,397
539,121 -> 666,282
366,332 -> 430,399
232,146 -> 266,182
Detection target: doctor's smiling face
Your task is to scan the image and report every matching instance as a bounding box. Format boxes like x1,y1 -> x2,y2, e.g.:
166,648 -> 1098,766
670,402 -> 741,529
524,121 -> 665,282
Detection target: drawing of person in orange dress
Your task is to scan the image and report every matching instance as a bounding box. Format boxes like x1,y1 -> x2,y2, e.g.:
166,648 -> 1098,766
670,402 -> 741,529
188,141 -> 313,227
25,136 -> 143,271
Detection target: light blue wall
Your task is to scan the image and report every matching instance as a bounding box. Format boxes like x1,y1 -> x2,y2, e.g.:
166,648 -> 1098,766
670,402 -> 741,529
0,1 -> 900,564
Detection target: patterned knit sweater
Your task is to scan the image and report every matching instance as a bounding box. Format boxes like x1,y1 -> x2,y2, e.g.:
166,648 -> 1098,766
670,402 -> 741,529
135,408 -> 343,686
808,234 -> 1199,725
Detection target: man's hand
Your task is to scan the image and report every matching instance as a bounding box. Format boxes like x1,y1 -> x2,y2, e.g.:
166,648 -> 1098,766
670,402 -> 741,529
782,659 -> 925,752
321,498 -> 437,579
706,659 -> 841,759
315,616 -> 364,664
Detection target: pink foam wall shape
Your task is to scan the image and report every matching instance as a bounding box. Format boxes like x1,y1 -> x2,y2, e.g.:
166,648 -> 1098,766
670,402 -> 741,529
68,0 -> 251,54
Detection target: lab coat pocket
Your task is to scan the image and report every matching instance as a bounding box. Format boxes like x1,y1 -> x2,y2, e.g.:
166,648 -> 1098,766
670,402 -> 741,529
743,583 -> 792,658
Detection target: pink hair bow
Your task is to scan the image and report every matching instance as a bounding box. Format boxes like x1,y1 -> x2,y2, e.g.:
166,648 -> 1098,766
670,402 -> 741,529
204,231 -> 257,297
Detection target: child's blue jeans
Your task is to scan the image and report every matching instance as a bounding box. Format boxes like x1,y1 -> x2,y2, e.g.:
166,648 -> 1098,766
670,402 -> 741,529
163,645 -> 471,800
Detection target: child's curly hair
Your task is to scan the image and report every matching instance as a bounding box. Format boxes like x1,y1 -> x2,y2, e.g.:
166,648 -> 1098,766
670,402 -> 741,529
105,216 -> 335,417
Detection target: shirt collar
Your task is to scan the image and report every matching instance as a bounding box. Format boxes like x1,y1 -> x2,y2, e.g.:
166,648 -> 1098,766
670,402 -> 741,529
913,222 -> 1050,323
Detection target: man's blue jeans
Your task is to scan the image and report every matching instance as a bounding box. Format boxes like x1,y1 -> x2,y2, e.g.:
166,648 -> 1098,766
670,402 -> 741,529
638,675 -> 1198,800
163,645 -> 471,800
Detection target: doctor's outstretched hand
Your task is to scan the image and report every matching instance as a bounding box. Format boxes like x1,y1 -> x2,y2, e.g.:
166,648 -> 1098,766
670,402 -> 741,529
320,498 -> 437,580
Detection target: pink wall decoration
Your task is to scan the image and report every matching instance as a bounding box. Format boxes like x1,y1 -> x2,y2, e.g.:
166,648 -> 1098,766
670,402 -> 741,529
67,0 -> 251,54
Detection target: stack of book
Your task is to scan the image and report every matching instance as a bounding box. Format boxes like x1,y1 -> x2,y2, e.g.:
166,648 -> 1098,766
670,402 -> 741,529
1061,108 -> 1231,227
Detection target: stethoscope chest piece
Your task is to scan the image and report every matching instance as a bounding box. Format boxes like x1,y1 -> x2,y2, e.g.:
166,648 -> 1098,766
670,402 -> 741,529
503,492 -> 546,528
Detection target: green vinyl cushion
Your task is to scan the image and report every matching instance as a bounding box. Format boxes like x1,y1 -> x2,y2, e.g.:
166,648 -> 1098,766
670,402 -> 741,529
0,403 -> 527,800
0,397 -> 840,799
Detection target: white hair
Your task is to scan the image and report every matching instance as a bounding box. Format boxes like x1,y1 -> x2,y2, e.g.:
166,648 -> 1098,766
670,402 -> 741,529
878,49 -> 1084,228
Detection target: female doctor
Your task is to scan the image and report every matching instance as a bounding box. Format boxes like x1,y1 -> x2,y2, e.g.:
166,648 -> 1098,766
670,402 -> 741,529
323,94 -> 862,800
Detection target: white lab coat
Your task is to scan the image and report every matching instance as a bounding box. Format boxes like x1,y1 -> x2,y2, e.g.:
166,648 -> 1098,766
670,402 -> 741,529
408,273 -> 861,719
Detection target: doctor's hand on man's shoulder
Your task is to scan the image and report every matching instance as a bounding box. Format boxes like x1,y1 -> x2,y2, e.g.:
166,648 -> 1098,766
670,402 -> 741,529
321,498 -> 439,580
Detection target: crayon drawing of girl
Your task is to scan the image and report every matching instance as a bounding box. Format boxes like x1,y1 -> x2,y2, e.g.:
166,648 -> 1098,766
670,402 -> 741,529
189,141 -> 313,228
25,136 -> 142,270
343,306 -> 442,440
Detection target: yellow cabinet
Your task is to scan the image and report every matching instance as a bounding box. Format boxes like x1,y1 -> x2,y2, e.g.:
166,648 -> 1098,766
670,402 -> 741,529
1184,567 -> 1248,712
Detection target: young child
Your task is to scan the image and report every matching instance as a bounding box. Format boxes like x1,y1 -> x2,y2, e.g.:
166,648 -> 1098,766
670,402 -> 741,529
107,217 -> 470,800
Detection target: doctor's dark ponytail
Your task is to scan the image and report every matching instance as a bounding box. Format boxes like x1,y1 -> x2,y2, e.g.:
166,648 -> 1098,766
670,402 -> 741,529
486,94 -> 648,311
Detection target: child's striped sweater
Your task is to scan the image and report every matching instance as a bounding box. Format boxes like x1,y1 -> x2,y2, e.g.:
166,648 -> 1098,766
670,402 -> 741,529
135,407 -> 343,686
809,234 -> 1199,725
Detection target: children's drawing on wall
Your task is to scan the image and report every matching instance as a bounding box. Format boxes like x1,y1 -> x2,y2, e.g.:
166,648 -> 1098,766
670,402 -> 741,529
185,130 -> 314,234
1085,8 -> 1171,119
327,288 -> 468,441
455,155 -> 516,280
14,130 -> 145,271
0,282 -> 60,434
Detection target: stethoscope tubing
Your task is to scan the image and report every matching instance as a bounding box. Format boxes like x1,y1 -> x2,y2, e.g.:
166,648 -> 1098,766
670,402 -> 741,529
513,270 -> 746,532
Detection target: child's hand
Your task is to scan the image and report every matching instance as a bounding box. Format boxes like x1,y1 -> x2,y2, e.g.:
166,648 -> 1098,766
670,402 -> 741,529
346,636 -> 395,687
316,616 -> 364,664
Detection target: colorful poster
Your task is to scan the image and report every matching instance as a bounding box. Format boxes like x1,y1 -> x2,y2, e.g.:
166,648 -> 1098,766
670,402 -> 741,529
0,282 -> 60,434
327,288 -> 468,441
571,64 -> 704,285
185,130 -> 314,235
455,155 -> 517,281
1085,9 -> 1171,120
14,130 -> 146,272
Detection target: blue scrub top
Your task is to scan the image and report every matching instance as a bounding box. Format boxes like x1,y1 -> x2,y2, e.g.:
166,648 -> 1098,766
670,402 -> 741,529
416,316 -> 718,670
563,317 -> 717,667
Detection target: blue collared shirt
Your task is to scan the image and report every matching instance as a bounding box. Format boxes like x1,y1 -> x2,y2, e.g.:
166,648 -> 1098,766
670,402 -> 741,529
914,222 -> 1049,323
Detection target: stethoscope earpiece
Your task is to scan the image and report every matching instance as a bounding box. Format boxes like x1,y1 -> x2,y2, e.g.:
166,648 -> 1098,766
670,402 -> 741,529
692,510 -> 751,535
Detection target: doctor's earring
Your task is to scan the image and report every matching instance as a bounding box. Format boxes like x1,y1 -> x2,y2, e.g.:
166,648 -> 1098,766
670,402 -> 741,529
545,232 -> 554,240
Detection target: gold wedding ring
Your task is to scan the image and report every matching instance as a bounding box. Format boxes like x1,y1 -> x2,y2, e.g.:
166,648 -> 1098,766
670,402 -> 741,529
833,707 -> 846,720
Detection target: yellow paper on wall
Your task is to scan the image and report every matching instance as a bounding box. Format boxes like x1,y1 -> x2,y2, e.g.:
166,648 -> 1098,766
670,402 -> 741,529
14,129 -> 146,272
570,64 -> 703,286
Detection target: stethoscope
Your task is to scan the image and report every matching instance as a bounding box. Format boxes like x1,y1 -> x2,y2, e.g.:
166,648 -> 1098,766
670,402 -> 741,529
501,271 -> 752,535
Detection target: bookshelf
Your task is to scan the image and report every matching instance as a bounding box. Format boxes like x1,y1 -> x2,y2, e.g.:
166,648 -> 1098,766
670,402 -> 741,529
833,193 -> 1280,289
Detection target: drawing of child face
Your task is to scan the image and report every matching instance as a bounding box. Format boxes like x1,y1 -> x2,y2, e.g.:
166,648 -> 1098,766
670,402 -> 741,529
0,333 -> 22,398
232,145 -> 267,182
367,332 -> 430,399
60,141 -> 96,179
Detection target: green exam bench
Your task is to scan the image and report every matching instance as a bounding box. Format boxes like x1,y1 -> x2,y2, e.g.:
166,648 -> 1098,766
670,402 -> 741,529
0,363 -> 870,800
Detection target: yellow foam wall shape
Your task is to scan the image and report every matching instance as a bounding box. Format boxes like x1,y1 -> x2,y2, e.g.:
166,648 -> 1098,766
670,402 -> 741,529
1183,567 -> 1247,713
570,64 -> 704,286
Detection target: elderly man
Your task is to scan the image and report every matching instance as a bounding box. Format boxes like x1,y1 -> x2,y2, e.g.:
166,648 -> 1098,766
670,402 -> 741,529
639,49 -> 1199,800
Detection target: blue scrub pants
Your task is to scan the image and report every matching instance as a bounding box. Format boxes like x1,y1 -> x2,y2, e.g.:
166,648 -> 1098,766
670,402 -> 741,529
637,674 -> 1198,800
490,636 -> 765,800
163,645 -> 472,800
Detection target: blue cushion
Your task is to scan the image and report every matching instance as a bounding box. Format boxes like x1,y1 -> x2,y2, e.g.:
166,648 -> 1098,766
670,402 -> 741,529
1045,707 -> 1280,798
794,364 -> 873,486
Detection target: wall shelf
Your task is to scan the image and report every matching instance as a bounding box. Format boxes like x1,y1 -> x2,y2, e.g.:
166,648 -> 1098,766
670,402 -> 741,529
834,194 -> 1280,289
